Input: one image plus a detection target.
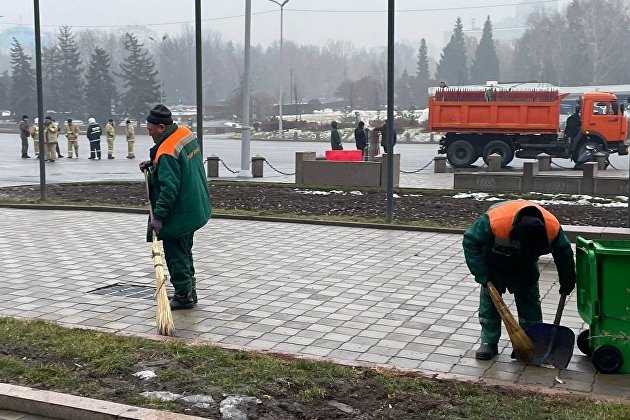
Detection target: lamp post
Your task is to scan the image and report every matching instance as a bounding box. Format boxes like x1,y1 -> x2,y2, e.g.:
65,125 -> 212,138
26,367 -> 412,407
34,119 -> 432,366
268,0 -> 290,139
148,35 -> 168,104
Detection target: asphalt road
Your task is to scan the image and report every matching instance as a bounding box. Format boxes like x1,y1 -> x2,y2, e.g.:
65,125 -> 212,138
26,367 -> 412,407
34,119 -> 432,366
1,132 -> 629,187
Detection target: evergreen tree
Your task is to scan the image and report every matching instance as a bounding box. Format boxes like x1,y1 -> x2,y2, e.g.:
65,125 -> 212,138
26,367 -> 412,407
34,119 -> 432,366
416,38 -> 430,81
395,69 -> 413,110
57,25 -> 84,115
436,17 -> 468,85
0,70 -> 10,111
414,38 -> 431,107
470,16 -> 500,84
118,32 -> 161,120
9,37 -> 35,119
42,45 -> 62,114
84,47 -> 116,124
560,1 -> 594,84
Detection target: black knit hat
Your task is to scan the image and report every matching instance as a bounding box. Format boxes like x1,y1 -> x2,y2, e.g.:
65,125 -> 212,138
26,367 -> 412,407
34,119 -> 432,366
146,104 -> 173,125
510,214 -> 550,254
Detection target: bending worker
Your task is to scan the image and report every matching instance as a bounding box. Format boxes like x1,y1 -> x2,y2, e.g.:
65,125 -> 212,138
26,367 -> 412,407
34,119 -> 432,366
462,200 -> 576,360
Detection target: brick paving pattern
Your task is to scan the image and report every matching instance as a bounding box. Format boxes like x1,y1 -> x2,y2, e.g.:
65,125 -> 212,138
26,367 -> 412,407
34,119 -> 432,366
1,208 -> 628,400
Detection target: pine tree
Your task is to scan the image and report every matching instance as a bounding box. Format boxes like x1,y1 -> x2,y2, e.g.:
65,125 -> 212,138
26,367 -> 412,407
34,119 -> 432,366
84,47 -> 116,124
9,38 -> 35,119
561,1 -> 594,84
395,69 -> 413,110
436,17 -> 468,85
0,70 -> 10,111
118,32 -> 161,121
470,16 -> 500,84
414,38 -> 431,107
42,45 -> 62,114
416,38 -> 430,81
57,25 -> 84,115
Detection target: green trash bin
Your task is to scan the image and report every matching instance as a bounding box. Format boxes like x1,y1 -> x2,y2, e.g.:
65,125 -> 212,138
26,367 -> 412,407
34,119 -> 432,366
575,236 -> 630,374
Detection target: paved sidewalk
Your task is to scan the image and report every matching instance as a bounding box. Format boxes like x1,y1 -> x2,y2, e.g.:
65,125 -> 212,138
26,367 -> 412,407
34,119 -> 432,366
1,208 -> 628,402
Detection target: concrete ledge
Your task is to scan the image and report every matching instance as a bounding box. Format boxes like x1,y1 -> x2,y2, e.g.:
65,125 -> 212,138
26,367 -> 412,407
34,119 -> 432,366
0,383 -> 205,419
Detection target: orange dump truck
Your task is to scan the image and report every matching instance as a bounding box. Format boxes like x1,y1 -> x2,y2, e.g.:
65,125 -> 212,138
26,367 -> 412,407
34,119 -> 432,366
429,88 -> 628,168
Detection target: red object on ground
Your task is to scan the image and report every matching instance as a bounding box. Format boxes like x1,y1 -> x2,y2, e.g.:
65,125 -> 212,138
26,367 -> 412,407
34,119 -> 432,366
325,150 -> 363,161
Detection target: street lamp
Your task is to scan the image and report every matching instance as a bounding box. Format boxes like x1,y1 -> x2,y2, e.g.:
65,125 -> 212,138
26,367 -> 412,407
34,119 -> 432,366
149,34 -> 168,104
268,0 -> 290,139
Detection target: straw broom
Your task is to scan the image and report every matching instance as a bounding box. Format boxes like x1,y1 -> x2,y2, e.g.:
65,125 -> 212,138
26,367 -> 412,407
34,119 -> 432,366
486,281 -> 534,362
144,171 -> 175,336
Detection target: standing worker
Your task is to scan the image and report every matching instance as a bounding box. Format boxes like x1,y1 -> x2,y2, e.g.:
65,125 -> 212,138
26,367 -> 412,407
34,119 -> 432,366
354,121 -> 367,155
64,119 -> 80,158
19,115 -> 31,158
330,121 -> 343,150
105,118 -> 116,159
462,200 -> 576,360
86,117 -> 102,160
31,118 -> 40,157
375,121 -> 396,154
139,104 -> 211,310
44,116 -> 59,162
126,119 -> 135,159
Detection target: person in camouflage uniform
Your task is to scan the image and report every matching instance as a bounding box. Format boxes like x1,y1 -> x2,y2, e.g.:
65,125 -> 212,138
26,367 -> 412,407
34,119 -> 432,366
126,119 -> 135,159
105,118 -> 116,159
19,115 -> 31,158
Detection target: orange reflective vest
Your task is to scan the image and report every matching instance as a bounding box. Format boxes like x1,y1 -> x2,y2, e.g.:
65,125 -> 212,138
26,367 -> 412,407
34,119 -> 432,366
152,125 -> 197,164
487,200 -> 560,246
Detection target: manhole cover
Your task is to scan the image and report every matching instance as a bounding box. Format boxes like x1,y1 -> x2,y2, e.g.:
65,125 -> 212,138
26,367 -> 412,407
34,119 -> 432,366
90,283 -> 155,300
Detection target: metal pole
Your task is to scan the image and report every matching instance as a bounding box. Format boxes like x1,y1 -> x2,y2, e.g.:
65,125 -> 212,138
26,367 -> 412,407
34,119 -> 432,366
34,0 -> 46,200
278,4 -> 284,139
385,0 -> 395,222
240,0 -> 252,177
195,0 -> 203,154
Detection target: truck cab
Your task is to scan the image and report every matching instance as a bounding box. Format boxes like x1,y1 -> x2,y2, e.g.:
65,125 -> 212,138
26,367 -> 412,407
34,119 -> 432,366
573,92 -> 629,162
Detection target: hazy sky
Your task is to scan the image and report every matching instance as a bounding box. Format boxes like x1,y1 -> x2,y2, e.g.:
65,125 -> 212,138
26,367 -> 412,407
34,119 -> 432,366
1,0 -> 565,54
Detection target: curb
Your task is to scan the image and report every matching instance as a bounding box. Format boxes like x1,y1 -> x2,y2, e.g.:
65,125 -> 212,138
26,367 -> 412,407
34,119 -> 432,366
0,383 -> 205,420
0,202 -> 629,240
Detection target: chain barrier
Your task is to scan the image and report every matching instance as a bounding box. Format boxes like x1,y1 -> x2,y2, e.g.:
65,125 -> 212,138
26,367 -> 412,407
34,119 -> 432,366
263,159 -> 295,176
400,157 -> 434,174
608,160 -> 618,170
218,159 -> 240,174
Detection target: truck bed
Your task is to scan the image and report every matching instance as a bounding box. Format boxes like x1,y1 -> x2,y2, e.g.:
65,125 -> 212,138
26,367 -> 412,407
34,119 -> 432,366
428,97 -> 561,134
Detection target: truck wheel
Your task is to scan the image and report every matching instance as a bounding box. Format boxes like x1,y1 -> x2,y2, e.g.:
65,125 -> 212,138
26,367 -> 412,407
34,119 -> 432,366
573,139 -> 606,168
482,140 -> 515,167
447,140 -> 477,167
577,329 -> 592,356
592,345 -> 623,374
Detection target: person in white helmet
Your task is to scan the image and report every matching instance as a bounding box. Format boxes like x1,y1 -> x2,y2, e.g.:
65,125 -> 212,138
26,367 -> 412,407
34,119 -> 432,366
86,117 -> 102,160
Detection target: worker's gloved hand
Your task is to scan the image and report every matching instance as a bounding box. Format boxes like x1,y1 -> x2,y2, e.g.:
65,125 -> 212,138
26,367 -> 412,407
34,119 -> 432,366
475,275 -> 488,286
150,219 -> 163,235
559,278 -> 575,295
139,160 -> 152,172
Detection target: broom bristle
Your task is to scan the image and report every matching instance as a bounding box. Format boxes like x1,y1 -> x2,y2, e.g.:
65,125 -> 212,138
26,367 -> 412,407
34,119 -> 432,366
152,238 -> 175,336
487,282 -> 534,362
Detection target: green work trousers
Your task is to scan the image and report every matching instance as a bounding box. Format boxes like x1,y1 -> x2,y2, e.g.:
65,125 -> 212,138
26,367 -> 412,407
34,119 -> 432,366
479,283 -> 542,344
162,232 -> 196,295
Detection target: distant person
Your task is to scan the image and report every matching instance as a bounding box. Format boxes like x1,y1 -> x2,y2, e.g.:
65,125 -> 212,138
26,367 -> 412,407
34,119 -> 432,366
19,115 -> 31,158
139,104 -> 211,310
126,119 -> 136,159
64,119 -> 80,158
330,121 -> 343,150
376,122 -> 396,154
44,116 -> 59,162
31,118 -> 40,157
105,118 -> 116,159
354,121 -> 367,153
564,106 -> 581,142
86,117 -> 102,160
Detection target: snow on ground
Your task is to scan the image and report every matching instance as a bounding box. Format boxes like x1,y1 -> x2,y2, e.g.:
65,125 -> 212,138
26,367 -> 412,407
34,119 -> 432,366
452,192 -> 628,207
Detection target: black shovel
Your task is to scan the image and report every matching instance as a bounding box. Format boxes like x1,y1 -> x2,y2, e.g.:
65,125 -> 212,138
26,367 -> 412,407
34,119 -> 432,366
526,293 -> 575,369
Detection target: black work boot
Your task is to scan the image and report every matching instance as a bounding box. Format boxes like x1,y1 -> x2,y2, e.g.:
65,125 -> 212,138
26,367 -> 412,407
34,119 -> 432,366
169,292 -> 194,310
475,343 -> 499,360
191,276 -> 198,304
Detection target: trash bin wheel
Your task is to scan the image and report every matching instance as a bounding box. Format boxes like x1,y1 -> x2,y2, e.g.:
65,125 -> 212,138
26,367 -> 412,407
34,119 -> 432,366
592,345 -> 624,374
577,329 -> 592,356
